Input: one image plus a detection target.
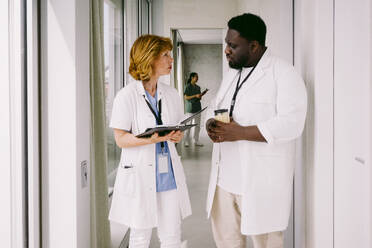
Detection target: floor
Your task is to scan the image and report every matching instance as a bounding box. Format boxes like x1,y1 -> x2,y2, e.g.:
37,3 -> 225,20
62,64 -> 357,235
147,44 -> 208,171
150,136 -> 216,247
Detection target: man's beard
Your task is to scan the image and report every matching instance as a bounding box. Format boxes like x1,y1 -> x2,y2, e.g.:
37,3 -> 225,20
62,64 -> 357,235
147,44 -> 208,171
228,61 -> 244,69
228,56 -> 249,69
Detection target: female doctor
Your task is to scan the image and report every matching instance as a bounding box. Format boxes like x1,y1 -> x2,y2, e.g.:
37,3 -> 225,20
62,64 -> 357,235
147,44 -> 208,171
109,35 -> 191,248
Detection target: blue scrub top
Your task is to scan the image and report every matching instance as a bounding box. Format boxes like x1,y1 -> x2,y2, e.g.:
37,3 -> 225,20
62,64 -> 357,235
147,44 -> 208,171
145,90 -> 177,192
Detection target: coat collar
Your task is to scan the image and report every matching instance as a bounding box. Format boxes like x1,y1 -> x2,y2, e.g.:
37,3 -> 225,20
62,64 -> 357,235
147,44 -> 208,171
135,80 -> 170,124
216,49 -> 272,106
136,80 -> 164,102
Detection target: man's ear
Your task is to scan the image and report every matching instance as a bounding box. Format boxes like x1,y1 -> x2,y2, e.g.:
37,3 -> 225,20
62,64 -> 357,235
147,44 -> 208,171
250,40 -> 260,53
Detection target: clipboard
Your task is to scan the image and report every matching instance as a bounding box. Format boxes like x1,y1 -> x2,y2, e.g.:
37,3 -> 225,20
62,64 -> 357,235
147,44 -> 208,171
201,88 -> 209,96
136,124 -> 197,138
136,106 -> 207,138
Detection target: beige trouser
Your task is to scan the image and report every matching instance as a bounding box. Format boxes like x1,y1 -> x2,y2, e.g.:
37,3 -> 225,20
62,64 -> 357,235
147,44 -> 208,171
211,186 -> 284,248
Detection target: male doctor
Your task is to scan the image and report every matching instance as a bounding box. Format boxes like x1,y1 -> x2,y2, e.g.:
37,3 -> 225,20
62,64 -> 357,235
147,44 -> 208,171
205,13 -> 307,248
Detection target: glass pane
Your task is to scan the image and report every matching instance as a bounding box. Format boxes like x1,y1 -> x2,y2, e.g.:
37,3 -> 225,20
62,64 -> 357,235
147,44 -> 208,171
104,1 -> 123,186
141,0 -> 149,34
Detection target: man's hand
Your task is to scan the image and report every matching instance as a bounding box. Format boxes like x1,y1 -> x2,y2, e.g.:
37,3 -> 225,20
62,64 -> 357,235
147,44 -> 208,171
206,117 -> 267,143
206,118 -> 238,142
207,118 -> 244,143
206,118 -> 219,142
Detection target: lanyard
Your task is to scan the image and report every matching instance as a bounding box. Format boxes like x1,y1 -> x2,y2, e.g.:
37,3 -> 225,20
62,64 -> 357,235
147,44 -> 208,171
144,96 -> 162,125
143,96 -> 165,149
229,65 -> 257,117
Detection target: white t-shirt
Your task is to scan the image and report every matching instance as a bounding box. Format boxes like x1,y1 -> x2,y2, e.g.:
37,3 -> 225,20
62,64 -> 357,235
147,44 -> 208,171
217,67 -> 253,195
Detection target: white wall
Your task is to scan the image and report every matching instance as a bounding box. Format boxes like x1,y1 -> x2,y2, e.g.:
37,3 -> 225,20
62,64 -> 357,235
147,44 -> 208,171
7,0 -> 28,247
183,44 -> 223,136
41,0 -> 90,247
294,0 -> 334,247
236,0 -> 293,62
295,0 -> 372,247
334,0 -> 371,247
0,0 -> 12,247
160,0 -> 238,36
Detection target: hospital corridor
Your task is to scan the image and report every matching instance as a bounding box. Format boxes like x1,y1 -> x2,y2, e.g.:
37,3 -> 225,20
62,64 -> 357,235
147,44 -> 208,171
2,0 -> 372,248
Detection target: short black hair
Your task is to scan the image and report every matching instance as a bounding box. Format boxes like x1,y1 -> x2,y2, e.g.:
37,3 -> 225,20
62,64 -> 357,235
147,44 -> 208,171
228,13 -> 267,46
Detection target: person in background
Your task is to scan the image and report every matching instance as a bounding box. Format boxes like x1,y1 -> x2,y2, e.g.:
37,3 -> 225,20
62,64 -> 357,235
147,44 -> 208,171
205,13 -> 307,248
184,72 -> 204,147
109,34 -> 191,248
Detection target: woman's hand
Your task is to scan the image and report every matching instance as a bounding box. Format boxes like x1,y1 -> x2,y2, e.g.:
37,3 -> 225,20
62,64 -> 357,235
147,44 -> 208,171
149,131 -> 183,144
149,131 -> 176,144
168,131 -> 183,143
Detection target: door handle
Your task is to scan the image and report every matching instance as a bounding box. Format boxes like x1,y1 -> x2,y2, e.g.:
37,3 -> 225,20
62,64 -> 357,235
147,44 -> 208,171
355,157 -> 365,164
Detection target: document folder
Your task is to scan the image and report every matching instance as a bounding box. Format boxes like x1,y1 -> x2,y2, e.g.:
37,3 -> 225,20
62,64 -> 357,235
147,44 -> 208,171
136,106 -> 207,138
136,124 -> 197,138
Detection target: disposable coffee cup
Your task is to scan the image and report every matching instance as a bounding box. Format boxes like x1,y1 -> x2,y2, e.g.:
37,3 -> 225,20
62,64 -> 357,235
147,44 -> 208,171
214,109 -> 230,123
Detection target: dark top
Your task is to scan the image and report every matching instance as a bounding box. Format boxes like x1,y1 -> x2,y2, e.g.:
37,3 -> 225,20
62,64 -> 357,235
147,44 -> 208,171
184,83 -> 202,113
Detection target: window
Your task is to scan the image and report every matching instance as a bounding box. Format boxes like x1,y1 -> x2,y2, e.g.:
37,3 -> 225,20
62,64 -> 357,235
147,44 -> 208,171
104,0 -> 124,184
139,0 -> 150,35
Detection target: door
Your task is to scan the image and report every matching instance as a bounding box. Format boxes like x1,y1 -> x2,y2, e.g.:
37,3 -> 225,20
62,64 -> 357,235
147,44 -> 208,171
334,0 -> 371,247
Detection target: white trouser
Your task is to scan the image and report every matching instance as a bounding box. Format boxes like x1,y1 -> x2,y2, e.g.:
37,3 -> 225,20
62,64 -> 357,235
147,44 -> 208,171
184,113 -> 201,143
129,190 -> 182,248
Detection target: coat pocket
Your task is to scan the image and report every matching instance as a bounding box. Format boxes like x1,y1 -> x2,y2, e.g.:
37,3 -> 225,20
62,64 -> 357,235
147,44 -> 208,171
115,164 -> 137,197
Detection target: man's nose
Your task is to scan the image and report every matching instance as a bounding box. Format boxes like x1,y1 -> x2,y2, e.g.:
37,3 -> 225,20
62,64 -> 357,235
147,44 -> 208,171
225,46 -> 231,55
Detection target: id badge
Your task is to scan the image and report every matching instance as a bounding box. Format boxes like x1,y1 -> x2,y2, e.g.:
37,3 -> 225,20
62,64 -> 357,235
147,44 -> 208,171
158,153 -> 169,174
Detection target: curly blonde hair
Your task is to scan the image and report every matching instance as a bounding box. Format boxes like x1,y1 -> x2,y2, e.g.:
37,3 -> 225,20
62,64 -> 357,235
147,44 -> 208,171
129,35 -> 173,81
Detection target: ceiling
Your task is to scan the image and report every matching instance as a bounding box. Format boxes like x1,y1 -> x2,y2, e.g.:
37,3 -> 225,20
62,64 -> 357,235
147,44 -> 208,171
177,29 -> 223,45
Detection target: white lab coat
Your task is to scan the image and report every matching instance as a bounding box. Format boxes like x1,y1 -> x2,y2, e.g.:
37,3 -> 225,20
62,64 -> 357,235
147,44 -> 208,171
206,50 -> 307,235
109,81 -> 192,229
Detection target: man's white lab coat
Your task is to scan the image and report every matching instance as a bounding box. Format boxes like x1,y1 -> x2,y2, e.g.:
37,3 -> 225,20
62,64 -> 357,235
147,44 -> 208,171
206,50 -> 307,235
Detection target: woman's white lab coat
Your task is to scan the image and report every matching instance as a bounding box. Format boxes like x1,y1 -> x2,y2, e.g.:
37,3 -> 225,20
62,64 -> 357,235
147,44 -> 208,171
206,50 -> 307,235
109,81 -> 191,229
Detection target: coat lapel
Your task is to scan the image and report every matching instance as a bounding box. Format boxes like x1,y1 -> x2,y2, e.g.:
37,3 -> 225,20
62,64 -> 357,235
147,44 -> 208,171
136,81 -> 147,99
136,81 -> 170,125
215,49 -> 272,108
240,49 -> 271,92
156,83 -> 170,124
215,69 -> 239,108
